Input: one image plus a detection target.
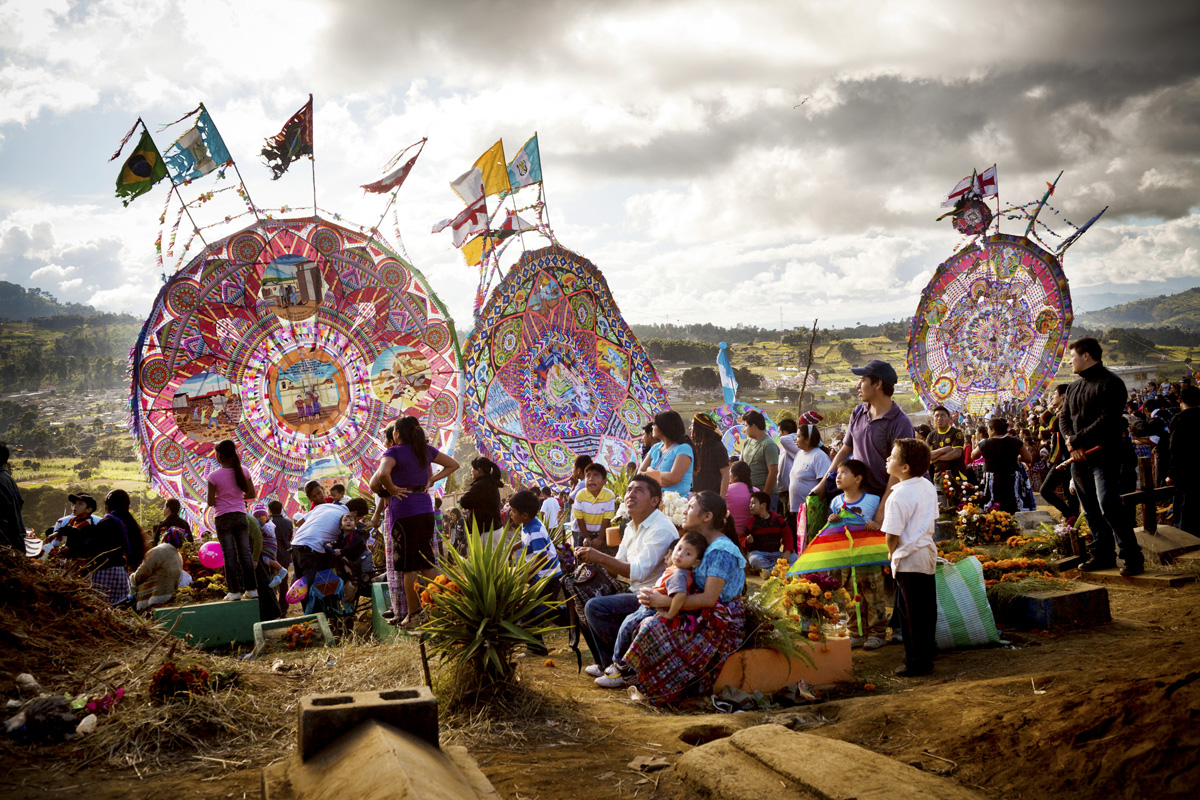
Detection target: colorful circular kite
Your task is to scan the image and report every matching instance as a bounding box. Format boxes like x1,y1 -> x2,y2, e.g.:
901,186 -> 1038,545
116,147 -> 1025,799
130,217 -> 462,529
462,244 -> 671,488
907,233 -> 1072,415
707,402 -> 782,457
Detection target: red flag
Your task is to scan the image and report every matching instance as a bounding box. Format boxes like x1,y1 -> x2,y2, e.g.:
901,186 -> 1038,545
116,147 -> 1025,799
432,196 -> 488,247
361,138 -> 426,194
261,95 -> 313,180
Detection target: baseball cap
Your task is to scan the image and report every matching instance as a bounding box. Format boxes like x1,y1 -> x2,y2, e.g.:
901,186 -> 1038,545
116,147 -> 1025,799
850,359 -> 898,385
68,493 -> 97,512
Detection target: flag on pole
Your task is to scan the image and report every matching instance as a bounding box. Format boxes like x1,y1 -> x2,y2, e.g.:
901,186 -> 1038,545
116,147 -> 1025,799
115,129 -> 168,207
461,232 -> 495,267
941,170 -> 977,208
261,95 -> 313,180
432,196 -> 488,247
495,209 -> 535,241
450,167 -> 485,204
717,341 -> 738,404
977,164 -> 998,198
506,134 -> 542,192
470,139 -> 511,198
361,138 -> 426,194
164,108 -> 231,182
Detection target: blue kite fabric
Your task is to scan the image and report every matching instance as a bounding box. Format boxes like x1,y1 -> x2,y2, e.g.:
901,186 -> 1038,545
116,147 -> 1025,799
164,108 -> 232,182
717,341 -> 738,404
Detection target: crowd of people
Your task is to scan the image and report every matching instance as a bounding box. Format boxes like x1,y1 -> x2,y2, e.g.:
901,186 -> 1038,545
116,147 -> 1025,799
0,335 -> 1187,707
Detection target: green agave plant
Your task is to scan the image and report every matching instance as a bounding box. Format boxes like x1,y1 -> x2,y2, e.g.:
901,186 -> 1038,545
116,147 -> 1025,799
420,518 -> 564,687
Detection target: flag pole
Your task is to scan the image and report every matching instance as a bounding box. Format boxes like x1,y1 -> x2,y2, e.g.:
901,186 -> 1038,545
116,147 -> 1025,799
363,137 -> 427,255
199,103 -> 262,224
1024,170 -> 1063,239
310,95 -> 318,221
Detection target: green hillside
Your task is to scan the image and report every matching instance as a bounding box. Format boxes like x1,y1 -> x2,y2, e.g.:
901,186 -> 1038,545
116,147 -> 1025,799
1077,287 -> 1200,329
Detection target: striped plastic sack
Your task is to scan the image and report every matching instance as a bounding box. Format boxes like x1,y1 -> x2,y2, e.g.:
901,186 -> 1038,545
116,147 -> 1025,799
934,556 -> 1000,649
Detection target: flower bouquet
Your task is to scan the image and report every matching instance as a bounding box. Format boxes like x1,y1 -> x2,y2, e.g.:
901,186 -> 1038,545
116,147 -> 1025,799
955,503 -> 1019,545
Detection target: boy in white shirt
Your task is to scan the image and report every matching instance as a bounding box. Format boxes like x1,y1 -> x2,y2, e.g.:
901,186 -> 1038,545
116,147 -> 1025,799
881,438 -> 939,677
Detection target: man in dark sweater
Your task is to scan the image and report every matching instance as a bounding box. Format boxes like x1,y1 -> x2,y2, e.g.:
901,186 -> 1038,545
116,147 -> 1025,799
1169,386 -> 1200,535
1059,337 -> 1143,576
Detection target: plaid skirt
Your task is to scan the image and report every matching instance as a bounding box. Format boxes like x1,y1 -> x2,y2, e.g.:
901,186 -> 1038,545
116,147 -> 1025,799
625,600 -> 745,706
89,566 -> 131,605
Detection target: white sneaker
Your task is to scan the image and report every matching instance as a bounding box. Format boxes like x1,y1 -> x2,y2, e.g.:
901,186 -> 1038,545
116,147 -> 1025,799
223,592 -> 242,601
584,664 -> 604,678
244,590 -> 259,599
863,636 -> 886,650
604,663 -> 623,677
594,675 -> 628,689
268,567 -> 287,589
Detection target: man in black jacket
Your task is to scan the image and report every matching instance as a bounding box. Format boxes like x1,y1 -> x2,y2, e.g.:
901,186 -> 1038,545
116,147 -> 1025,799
1169,385 -> 1200,535
1060,337 -> 1144,575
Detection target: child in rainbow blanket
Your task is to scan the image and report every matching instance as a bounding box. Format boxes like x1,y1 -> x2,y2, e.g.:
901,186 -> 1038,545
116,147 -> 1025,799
594,532 -> 708,689
826,459 -> 888,650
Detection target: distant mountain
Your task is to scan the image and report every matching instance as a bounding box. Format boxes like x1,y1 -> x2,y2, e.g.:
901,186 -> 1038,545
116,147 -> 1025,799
0,281 -> 99,321
1076,287 -> 1200,330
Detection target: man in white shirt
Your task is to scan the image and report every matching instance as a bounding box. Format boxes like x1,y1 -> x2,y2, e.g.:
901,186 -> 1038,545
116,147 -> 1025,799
881,439 -> 939,678
538,486 -> 561,530
575,474 -> 676,679
290,499 -> 362,597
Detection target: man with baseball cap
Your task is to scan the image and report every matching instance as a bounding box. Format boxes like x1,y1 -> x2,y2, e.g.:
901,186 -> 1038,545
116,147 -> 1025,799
45,493 -> 102,561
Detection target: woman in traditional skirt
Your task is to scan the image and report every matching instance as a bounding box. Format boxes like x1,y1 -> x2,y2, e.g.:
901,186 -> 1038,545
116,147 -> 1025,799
625,490 -> 746,704
65,489 -> 146,605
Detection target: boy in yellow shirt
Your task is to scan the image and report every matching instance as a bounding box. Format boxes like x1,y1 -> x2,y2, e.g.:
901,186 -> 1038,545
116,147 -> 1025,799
572,463 -> 616,548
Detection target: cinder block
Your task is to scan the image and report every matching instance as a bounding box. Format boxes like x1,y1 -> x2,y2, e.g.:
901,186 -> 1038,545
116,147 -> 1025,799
299,687 -> 437,761
992,583 -> 1110,629
152,598 -> 261,648
253,613 -> 334,656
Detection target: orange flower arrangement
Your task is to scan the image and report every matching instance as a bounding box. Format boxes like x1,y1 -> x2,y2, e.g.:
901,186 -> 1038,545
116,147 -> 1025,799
420,573 -> 462,608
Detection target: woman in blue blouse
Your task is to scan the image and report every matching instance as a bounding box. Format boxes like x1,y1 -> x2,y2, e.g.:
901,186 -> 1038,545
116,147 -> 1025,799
625,490 -> 746,703
637,410 -> 695,496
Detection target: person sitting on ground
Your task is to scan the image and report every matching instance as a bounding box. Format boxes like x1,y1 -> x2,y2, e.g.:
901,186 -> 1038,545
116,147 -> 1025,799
572,462 -> 616,549
827,459 -> 888,649
64,489 -> 146,605
745,490 -> 796,573
46,493 -> 100,559
883,439 -> 940,677
151,498 -> 193,546
726,461 -> 755,547
130,526 -> 185,612
576,474 -> 678,677
597,532 -> 708,688
622,491 -> 747,703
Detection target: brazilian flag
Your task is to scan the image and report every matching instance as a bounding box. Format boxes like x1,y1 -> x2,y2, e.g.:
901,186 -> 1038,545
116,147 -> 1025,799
115,129 -> 167,207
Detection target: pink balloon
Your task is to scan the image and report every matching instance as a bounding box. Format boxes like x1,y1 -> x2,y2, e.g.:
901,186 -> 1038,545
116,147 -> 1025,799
198,541 -> 224,570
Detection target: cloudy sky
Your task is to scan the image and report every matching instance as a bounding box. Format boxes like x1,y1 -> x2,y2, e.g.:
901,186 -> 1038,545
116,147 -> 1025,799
1,0 -> 1198,330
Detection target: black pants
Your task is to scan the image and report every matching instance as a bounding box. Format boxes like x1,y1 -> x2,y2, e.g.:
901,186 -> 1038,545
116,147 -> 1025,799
1040,465 -> 1080,519
1073,455 -> 1142,567
291,545 -> 331,596
894,572 -> 937,670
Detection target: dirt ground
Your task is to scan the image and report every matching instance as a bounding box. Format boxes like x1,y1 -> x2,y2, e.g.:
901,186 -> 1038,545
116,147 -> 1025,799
3,574 -> 1198,800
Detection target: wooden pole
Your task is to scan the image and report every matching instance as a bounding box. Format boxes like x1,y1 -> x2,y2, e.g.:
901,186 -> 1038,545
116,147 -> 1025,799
797,318 -> 818,417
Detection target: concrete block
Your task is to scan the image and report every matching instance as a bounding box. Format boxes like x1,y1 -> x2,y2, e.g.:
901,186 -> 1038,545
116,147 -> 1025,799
263,719 -> 497,800
1013,510 -> 1056,532
1077,568 -> 1195,589
675,723 -> 984,800
298,687 -> 437,761
253,613 -> 334,657
713,636 -> 852,695
152,598 -> 260,649
991,583 -> 1110,629
1134,525 -> 1200,566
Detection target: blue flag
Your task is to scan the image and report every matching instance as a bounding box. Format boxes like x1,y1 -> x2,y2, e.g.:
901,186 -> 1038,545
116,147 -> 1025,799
506,134 -> 542,191
717,341 -> 738,404
164,109 -> 231,182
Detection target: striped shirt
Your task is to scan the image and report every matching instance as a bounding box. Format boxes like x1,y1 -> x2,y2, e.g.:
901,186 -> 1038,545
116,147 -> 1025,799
572,487 -> 617,535
520,518 -> 563,580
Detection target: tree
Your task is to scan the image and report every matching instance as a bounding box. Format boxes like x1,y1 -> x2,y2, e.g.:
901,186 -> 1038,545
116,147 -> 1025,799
733,367 -> 762,390
681,367 -> 721,391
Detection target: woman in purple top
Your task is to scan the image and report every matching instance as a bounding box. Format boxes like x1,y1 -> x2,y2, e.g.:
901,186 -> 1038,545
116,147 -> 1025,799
370,416 -> 459,627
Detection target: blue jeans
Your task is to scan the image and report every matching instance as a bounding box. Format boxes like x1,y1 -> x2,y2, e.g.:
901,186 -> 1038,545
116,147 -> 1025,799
583,592 -> 641,669
1072,454 -> 1142,567
747,550 -> 798,571
612,605 -> 657,666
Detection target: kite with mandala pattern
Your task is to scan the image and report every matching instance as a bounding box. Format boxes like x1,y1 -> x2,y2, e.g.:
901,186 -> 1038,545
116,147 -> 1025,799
907,233 -> 1073,415
461,244 -> 670,488
130,218 -> 462,529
